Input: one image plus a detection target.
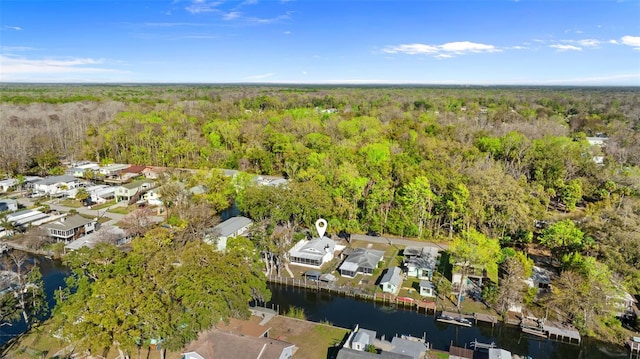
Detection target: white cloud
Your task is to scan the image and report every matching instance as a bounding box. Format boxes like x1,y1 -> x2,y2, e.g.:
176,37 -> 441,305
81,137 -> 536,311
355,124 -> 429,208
2,25 -> 22,31
382,41 -> 499,58
1,46 -> 36,52
223,11 -> 242,20
283,31 -> 291,35
0,55 -> 123,80
185,1 -> 222,14
245,72 -> 274,80
550,44 -> 581,51
576,39 -> 600,47
609,39 -> 619,44
621,35 -> 640,48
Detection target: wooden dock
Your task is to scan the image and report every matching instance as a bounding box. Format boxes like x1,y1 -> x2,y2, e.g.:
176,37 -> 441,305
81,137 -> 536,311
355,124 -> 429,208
518,317 -> 581,344
437,311 -> 473,327
473,312 -> 498,327
626,338 -> 640,358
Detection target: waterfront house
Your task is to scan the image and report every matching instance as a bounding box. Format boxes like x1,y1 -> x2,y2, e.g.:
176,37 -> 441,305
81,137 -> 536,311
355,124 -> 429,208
419,280 -> 435,297
0,199 -> 18,212
344,324 -> 377,351
182,329 -> 295,359
288,236 -> 337,268
65,225 -> 129,251
389,336 -> 428,359
204,216 -> 253,251
33,175 -> 79,196
488,348 -> 512,359
403,246 -> 439,281
380,266 -> 403,295
524,266 -> 554,295
115,180 -> 155,203
339,248 -> 385,278
42,215 -> 97,243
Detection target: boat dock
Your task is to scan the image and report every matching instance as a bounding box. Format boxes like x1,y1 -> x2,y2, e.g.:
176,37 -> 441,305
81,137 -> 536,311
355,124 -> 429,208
626,337 -> 640,358
473,312 -> 498,327
470,339 -> 496,350
519,317 -> 581,344
437,311 -> 473,327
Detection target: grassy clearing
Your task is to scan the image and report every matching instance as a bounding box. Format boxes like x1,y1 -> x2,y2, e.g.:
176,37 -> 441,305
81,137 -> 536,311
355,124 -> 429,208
107,206 -> 131,215
58,199 -> 82,208
90,200 -> 116,210
268,316 -> 348,359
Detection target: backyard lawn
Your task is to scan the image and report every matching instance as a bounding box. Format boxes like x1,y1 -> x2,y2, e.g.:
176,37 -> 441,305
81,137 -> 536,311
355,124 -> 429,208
268,316 -> 348,359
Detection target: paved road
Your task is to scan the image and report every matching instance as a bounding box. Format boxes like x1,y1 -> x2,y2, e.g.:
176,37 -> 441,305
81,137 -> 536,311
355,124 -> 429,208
16,197 -> 164,226
350,233 -> 449,250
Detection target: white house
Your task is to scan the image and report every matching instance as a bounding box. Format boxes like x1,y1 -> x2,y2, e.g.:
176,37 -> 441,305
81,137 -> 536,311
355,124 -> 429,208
419,280 -> 436,297
204,216 -> 253,251
0,178 -> 16,193
343,325 -> 377,351
41,215 -> 97,243
0,199 -> 18,212
586,136 -> 608,147
288,236 -> 337,268
143,187 -> 163,206
380,266 -> 403,295
89,186 -> 116,204
98,163 -> 130,176
33,175 -> 80,195
524,266 -> 554,294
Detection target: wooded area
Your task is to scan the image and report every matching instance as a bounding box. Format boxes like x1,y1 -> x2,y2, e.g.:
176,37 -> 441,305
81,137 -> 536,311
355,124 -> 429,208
1,84 -> 639,346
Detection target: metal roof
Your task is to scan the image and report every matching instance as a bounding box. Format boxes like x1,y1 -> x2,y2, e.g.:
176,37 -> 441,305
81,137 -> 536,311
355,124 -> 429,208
211,216 -> 253,237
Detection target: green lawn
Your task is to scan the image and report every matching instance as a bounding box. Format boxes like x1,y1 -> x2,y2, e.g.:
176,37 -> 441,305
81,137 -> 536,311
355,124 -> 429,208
58,199 -> 82,208
90,199 -> 116,210
108,206 -> 131,215
268,316 -> 348,359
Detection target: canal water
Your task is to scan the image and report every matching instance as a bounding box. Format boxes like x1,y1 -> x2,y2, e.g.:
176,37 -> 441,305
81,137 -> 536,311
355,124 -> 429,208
1,252 -> 631,358
0,256 -> 71,348
265,283 -> 630,359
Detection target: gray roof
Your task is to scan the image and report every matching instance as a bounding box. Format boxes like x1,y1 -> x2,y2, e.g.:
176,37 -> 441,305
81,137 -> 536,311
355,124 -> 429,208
337,348 -> 412,359
380,267 -> 403,287
120,180 -> 154,190
405,255 -> 437,271
419,280 -> 434,289
340,248 -> 385,271
389,337 -> 428,359
42,215 -> 95,231
65,226 -> 126,251
211,216 -> 253,237
35,175 -> 77,186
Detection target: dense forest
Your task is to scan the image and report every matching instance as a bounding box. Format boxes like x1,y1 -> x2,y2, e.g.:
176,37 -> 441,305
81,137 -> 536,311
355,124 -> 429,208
1,84 -> 639,342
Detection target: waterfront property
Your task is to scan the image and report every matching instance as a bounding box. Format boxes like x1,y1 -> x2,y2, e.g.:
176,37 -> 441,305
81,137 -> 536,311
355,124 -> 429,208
42,215 -> 97,243
182,328 -> 295,359
419,280 -> 435,297
339,248 -> 385,278
65,225 -> 129,251
403,246 -> 438,281
288,236 -> 338,268
338,324 -> 428,359
204,216 -> 253,251
379,266 -> 403,295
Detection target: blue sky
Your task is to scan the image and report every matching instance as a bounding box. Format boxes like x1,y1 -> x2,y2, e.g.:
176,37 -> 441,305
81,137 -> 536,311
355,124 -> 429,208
1,0 -> 639,85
